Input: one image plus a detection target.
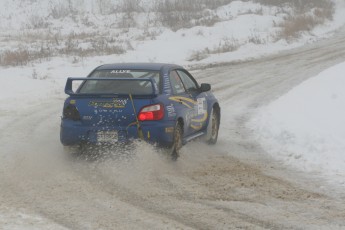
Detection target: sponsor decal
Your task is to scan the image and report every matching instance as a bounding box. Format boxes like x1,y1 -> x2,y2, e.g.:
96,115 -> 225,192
89,98 -> 128,108
82,116 -> 93,120
110,70 -> 130,74
95,109 -> 123,114
163,74 -> 172,95
165,127 -> 174,133
166,104 -> 176,118
185,110 -> 197,128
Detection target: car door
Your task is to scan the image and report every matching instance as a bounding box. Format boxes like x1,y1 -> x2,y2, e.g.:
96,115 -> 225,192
168,70 -> 196,137
176,69 -> 208,132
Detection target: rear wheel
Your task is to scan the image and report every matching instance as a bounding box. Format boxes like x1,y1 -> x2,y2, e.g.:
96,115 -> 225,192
171,122 -> 183,161
206,108 -> 219,145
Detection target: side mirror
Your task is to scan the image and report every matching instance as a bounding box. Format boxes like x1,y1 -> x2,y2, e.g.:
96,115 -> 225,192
199,83 -> 211,92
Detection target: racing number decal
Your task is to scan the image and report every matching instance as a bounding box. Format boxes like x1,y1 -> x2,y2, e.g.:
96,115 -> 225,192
191,97 -> 207,130
197,98 -> 206,115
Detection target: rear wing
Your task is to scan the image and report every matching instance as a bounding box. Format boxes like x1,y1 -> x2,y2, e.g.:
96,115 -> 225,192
65,77 -> 158,97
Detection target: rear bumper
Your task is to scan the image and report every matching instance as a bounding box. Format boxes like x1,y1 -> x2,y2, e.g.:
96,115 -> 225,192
60,119 -> 175,147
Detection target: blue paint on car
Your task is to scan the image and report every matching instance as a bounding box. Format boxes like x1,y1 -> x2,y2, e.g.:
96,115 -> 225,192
60,63 -> 220,150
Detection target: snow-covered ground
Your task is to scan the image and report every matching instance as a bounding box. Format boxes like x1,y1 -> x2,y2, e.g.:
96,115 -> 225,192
1,0 -> 345,228
0,207 -> 66,230
249,61 -> 345,186
1,1 -> 345,67
0,1 -> 344,109
0,0 -> 345,180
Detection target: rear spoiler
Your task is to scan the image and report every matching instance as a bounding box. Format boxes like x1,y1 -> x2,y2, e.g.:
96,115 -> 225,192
64,77 -> 158,96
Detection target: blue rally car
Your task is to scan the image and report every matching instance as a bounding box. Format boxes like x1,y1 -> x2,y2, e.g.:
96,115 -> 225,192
60,63 -> 220,159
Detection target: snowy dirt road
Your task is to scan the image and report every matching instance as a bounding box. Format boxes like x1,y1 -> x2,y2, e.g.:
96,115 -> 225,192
1,29 -> 345,229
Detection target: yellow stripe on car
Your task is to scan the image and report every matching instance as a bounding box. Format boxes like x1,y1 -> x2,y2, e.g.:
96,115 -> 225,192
191,112 -> 208,123
169,96 -> 197,109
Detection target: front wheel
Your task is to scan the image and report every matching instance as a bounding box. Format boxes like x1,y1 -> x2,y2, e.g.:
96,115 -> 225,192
205,108 -> 219,145
170,122 -> 183,161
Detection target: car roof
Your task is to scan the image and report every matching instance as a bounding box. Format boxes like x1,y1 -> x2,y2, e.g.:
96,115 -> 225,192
96,63 -> 184,71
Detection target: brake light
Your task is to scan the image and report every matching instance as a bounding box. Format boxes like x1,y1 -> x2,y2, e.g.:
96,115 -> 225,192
63,104 -> 81,121
138,104 -> 164,121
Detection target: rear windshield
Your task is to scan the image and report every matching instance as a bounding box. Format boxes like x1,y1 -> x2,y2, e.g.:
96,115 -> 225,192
78,70 -> 160,95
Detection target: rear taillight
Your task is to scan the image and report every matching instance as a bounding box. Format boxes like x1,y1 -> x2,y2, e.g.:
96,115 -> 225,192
63,104 -> 81,121
138,104 -> 164,121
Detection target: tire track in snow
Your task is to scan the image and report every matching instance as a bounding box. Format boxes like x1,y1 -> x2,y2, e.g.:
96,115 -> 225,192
1,28 -> 345,229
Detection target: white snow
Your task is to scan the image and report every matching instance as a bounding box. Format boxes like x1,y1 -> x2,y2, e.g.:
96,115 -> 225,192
1,1 -> 345,66
1,0 -> 345,227
250,61 -> 345,185
0,207 -> 66,230
0,0 -> 345,174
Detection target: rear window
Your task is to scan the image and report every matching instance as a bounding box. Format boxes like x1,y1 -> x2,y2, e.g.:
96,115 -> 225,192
78,70 -> 160,95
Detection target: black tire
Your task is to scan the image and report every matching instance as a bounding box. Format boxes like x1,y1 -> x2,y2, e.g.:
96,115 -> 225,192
171,122 -> 183,161
206,108 -> 219,145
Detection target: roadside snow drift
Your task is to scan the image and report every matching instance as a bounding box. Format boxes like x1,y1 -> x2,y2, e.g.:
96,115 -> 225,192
250,61 -> 345,185
1,1 -> 345,67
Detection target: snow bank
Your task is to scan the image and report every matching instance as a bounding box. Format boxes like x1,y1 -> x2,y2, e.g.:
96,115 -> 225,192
250,61 -> 345,185
1,1 -> 345,67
